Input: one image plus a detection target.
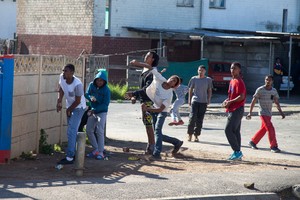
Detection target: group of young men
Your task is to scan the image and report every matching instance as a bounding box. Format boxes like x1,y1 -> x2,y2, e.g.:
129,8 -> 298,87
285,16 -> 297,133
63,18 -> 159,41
126,51 -> 285,161
57,51 -> 285,164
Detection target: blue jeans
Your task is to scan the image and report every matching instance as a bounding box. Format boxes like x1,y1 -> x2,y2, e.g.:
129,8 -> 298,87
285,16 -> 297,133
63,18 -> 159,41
151,112 -> 181,157
170,99 -> 185,121
66,107 -> 85,158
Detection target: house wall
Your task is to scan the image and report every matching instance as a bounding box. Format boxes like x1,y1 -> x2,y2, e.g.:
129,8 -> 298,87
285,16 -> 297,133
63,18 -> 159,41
0,0 -> 16,40
201,0 -> 300,32
108,0 -> 201,37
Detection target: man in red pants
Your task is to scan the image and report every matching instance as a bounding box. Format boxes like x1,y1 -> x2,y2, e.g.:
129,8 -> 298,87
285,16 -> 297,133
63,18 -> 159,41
246,75 -> 285,153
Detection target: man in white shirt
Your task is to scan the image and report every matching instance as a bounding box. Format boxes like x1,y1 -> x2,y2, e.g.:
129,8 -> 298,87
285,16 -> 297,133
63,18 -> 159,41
56,64 -> 86,164
142,68 -> 183,159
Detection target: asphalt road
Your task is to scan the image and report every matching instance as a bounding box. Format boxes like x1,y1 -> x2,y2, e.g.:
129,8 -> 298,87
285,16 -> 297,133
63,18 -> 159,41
1,98 -> 300,200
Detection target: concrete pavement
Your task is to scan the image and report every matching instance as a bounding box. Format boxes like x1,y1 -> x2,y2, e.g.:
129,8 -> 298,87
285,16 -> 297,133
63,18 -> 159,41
0,94 -> 299,200
102,99 -> 300,199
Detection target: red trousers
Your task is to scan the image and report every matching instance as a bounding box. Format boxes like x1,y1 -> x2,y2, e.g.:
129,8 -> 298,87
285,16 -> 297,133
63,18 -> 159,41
251,115 -> 278,148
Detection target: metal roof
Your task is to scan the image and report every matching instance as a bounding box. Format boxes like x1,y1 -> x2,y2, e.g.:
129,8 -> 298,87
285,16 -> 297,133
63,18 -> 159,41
123,26 -> 287,40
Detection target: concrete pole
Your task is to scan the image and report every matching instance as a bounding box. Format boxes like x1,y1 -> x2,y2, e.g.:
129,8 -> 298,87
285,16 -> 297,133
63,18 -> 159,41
75,132 -> 86,177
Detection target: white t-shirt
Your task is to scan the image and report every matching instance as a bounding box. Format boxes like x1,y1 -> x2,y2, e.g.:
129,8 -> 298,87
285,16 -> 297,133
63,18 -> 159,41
146,69 -> 172,112
59,74 -> 86,109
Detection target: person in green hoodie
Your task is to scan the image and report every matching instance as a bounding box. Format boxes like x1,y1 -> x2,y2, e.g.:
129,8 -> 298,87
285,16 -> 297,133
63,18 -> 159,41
85,70 -> 111,160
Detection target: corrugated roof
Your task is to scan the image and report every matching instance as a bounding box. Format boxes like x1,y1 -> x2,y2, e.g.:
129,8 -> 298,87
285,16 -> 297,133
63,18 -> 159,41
123,26 -> 284,40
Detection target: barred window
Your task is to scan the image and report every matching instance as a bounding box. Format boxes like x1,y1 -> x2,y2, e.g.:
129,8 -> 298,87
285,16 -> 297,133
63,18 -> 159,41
177,0 -> 194,7
209,0 -> 225,9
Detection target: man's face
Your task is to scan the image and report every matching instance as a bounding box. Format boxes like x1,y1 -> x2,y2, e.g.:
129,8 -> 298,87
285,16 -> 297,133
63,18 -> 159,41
265,76 -> 273,87
144,52 -> 153,64
62,67 -> 73,79
198,67 -> 206,76
230,64 -> 240,77
95,78 -> 105,88
167,77 -> 178,88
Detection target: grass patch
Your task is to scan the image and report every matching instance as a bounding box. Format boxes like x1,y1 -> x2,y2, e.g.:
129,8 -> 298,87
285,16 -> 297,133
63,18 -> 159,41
108,83 -> 128,101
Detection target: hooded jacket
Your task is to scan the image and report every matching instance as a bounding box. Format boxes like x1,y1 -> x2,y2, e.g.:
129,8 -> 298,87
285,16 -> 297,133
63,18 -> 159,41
85,70 -> 110,113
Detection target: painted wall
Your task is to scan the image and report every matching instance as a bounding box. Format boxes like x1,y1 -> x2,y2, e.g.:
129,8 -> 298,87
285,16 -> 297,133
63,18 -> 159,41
201,0 -> 300,32
0,0 -> 17,39
108,0 -> 201,37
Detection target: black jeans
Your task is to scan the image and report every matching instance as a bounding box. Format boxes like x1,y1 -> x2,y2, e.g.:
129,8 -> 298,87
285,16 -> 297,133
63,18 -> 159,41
187,102 -> 207,136
273,75 -> 282,92
225,106 -> 244,152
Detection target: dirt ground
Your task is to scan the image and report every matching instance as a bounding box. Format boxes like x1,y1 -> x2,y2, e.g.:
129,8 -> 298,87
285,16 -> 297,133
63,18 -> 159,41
1,138 -> 300,182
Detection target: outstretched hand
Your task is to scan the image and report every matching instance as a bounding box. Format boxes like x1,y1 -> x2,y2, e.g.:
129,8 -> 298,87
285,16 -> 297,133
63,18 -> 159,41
124,91 -> 133,100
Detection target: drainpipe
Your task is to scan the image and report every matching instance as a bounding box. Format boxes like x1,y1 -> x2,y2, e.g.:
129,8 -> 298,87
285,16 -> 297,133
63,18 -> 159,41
288,36 -> 292,99
199,0 -> 203,28
269,42 -> 273,74
200,36 -> 204,59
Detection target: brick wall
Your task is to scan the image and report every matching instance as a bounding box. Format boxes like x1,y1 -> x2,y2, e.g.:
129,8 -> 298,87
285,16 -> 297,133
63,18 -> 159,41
17,34 -> 93,58
17,0 -> 106,36
92,37 -> 152,64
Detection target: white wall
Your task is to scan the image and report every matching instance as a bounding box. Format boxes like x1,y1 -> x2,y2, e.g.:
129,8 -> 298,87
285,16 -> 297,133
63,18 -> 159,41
108,0 -> 201,37
0,1 -> 17,39
107,0 -> 300,38
201,0 -> 300,32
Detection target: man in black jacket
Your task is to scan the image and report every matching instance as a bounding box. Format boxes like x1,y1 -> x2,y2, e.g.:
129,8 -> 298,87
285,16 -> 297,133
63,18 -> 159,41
125,51 -> 159,154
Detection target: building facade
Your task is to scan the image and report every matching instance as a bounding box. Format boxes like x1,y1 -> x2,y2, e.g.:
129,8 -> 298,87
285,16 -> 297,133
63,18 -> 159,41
16,0 -> 300,91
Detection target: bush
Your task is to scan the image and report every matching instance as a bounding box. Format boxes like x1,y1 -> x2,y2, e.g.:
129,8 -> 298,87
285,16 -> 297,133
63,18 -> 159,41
39,129 -> 54,155
108,83 -> 128,100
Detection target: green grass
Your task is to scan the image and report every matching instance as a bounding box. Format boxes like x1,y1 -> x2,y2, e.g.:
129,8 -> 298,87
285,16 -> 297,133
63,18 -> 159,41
108,83 -> 128,101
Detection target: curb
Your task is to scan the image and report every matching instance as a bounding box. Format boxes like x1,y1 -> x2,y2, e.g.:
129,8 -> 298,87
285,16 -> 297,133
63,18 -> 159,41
143,192 -> 279,200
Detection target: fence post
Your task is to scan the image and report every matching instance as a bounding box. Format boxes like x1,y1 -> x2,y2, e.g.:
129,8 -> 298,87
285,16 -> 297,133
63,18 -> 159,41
36,55 -> 43,153
0,55 -> 14,163
75,132 -> 86,177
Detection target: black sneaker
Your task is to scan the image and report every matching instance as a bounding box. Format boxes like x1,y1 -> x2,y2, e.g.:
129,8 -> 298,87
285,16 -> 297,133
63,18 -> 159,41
57,157 -> 74,165
271,147 -> 281,153
248,141 -> 258,149
172,141 -> 183,154
151,154 -> 162,160
145,145 -> 154,155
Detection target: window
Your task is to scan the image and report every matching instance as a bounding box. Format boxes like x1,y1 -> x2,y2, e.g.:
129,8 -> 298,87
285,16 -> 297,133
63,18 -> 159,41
177,0 -> 194,7
105,0 -> 111,34
209,0 -> 225,9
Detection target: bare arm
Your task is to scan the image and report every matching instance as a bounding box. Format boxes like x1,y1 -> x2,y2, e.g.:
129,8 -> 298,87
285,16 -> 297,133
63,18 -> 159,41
56,86 -> 64,112
224,93 -> 245,108
247,97 -> 257,118
130,60 -> 153,70
207,88 -> 212,105
274,98 -> 285,119
188,87 -> 193,106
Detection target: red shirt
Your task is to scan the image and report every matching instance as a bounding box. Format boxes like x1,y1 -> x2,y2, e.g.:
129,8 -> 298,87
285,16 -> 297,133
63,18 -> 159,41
226,78 -> 246,112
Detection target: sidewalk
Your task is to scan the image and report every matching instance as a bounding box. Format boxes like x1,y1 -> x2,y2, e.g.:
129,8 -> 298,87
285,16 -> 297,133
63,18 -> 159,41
0,98 -> 299,200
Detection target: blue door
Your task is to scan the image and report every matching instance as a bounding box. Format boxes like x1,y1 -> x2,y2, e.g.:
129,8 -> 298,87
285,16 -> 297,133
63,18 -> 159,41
0,55 -> 14,163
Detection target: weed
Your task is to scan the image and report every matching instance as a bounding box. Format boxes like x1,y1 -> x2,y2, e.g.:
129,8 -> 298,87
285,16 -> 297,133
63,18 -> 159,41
39,129 -> 57,155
